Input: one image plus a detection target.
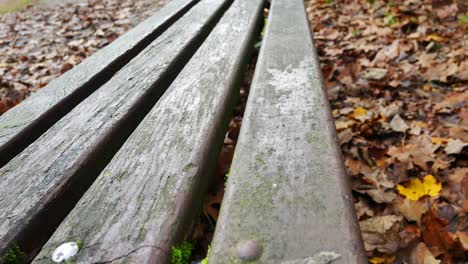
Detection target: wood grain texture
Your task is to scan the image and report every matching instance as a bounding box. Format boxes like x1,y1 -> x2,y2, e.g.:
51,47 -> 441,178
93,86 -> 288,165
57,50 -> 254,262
0,0 -> 198,167
32,0 -> 264,263
210,0 -> 367,263
0,0 -> 230,259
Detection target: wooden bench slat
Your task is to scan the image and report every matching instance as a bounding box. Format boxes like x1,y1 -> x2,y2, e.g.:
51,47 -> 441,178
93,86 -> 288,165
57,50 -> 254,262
0,0 -> 230,258
0,0 -> 197,167
32,0 -> 263,263
209,0 -> 367,263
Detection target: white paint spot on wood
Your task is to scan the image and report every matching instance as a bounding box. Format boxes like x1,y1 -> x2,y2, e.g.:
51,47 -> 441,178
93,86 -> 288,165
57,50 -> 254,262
51,242 -> 79,263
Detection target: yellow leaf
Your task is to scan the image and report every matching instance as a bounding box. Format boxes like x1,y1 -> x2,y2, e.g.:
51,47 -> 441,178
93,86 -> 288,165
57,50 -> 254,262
422,175 -> 442,197
369,255 -> 396,264
332,109 -> 340,117
335,120 -> 355,130
397,175 -> 442,201
352,107 -> 368,117
431,137 -> 449,145
412,121 -> 428,128
397,178 -> 425,201
425,34 -> 444,42
369,257 -> 385,264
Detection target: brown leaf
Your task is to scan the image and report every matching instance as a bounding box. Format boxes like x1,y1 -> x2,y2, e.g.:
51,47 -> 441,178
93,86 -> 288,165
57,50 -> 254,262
393,196 -> 428,225
359,215 -> 403,253
409,242 -> 441,264
361,67 -> 388,81
390,114 -> 409,132
444,139 -> 468,155
422,209 -> 459,259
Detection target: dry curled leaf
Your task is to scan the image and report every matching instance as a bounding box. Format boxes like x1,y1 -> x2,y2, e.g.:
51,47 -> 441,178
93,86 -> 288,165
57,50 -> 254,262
444,139 -> 468,155
409,242 -> 441,264
359,215 -> 403,253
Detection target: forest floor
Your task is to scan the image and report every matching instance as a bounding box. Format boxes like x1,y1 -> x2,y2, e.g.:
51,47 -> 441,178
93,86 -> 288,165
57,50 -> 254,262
0,0 -> 167,114
305,0 -> 467,263
0,0 -> 467,263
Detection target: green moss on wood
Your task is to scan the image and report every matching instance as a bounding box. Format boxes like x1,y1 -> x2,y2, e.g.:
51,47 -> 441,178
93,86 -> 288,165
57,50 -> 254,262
171,241 -> 192,264
0,244 -> 27,264
182,163 -> 196,173
76,239 -> 84,250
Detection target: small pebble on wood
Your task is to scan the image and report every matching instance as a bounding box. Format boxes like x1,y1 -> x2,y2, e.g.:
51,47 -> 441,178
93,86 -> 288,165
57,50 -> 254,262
235,240 -> 262,261
51,242 -> 79,263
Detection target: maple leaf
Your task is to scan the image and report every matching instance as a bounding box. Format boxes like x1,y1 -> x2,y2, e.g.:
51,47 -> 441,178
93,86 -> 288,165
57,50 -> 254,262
397,175 -> 442,201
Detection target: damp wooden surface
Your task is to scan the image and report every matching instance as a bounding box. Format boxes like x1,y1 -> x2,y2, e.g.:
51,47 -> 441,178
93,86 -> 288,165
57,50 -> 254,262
0,0 -> 197,167
0,0 -> 229,258
32,0 -> 263,263
210,0 -> 367,263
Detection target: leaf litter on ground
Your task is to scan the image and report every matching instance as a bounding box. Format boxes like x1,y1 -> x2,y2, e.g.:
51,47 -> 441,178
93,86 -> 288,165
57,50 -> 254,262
306,0 -> 467,263
1,0 -> 467,263
0,0 -> 169,114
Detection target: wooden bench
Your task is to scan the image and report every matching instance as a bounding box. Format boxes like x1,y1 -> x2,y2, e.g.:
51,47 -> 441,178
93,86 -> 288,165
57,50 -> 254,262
0,0 -> 366,263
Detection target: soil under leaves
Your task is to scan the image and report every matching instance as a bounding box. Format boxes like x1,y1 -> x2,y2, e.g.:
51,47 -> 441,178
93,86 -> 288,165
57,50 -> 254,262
306,0 -> 467,263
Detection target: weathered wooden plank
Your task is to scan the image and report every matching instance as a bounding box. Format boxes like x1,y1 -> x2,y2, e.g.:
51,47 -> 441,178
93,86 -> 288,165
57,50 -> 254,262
32,0 -> 263,263
209,0 -> 367,263
0,0 -> 231,259
0,0 -> 198,167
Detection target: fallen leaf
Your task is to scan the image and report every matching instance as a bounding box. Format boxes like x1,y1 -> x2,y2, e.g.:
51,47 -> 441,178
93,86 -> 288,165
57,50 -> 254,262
355,197 -> 375,219
368,255 -> 395,264
390,114 -> 409,132
393,196 -> 428,225
422,209 -> 459,258
431,137 -> 449,145
399,225 -> 421,248
409,242 -> 441,264
361,67 -> 388,81
359,215 -> 403,253
338,128 -> 354,144
335,119 -> 355,130
444,139 -> 468,155
351,107 -> 368,117
388,144 -> 434,170
425,34 -> 445,42
397,175 -> 442,201
456,231 -> 468,251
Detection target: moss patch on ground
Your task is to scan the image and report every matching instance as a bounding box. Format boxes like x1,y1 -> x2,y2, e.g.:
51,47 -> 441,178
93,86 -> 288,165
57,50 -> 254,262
0,0 -> 32,14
